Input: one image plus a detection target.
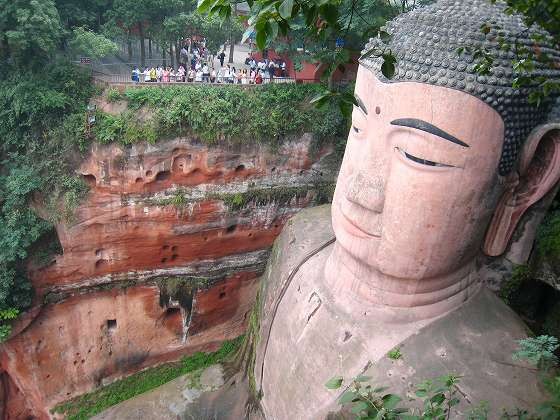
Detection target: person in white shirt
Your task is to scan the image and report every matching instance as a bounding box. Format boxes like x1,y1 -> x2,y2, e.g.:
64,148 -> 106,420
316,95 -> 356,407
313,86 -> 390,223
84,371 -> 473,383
241,69 -> 249,84
195,69 -> 203,82
177,65 -> 185,82
195,60 -> 202,71
156,66 -> 163,82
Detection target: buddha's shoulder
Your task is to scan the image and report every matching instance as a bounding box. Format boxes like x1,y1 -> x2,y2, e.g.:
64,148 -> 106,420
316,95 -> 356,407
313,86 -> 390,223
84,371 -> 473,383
260,205 -> 334,312
268,204 -> 333,271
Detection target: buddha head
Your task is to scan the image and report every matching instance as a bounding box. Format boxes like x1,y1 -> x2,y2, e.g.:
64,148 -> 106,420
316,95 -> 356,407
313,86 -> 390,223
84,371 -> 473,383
327,0 -> 560,314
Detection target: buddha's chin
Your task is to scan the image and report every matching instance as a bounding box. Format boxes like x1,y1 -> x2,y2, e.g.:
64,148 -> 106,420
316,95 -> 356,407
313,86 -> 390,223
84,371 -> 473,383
331,205 -> 381,269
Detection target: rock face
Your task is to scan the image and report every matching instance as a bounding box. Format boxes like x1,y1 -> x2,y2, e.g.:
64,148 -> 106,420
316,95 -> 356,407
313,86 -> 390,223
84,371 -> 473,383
0,135 -> 338,418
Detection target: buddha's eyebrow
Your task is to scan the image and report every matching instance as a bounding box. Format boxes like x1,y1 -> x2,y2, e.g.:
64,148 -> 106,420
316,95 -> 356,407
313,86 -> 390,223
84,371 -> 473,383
354,95 -> 368,115
390,118 -> 469,148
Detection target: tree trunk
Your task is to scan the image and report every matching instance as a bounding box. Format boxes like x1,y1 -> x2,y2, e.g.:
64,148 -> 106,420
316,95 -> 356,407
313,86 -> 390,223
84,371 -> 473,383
127,31 -> 132,62
139,23 -> 146,68
228,41 -> 235,64
175,41 -> 181,66
162,45 -> 167,67
148,38 -> 152,59
170,43 -> 175,68
228,6 -> 236,64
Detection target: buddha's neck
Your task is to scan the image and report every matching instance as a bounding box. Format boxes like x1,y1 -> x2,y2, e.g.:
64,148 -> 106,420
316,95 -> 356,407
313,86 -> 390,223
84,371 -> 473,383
323,242 -> 481,322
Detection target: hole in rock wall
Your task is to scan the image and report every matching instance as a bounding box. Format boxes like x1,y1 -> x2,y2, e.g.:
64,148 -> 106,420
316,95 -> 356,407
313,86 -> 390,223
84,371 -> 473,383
27,227 -> 63,268
146,170 -> 153,177
235,164 -> 245,172
155,170 -> 171,181
165,307 -> 181,317
95,259 -> 109,270
219,291 -> 226,299
226,224 -> 237,234
83,174 -> 97,187
507,275 -> 560,337
135,177 -> 143,183
172,154 -> 193,172
107,319 -> 117,331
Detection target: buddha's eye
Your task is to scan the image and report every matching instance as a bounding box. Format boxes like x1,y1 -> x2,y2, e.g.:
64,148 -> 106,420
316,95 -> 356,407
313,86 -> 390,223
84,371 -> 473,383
353,126 -> 361,134
397,147 -> 455,168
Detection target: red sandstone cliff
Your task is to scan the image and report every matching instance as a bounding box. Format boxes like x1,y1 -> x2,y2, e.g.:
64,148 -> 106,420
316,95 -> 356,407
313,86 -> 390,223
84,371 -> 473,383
0,135 -> 337,419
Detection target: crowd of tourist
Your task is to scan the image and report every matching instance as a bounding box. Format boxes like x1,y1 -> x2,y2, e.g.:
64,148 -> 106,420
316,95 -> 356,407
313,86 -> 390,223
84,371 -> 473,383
131,42 -> 288,85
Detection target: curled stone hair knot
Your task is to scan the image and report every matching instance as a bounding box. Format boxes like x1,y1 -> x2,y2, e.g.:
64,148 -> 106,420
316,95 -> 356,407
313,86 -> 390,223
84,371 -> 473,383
360,0 -> 560,175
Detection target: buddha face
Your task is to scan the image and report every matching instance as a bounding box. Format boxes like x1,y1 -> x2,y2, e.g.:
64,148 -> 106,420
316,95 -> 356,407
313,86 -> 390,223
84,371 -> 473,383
331,66 -> 506,280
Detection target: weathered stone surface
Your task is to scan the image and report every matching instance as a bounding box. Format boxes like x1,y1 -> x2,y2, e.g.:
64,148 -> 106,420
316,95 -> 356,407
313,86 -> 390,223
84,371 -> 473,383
31,136 -> 336,290
0,135 -> 338,418
256,206 -> 545,419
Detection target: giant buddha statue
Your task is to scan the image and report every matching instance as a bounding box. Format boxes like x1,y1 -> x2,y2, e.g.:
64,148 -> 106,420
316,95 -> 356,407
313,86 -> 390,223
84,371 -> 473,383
253,0 -> 560,418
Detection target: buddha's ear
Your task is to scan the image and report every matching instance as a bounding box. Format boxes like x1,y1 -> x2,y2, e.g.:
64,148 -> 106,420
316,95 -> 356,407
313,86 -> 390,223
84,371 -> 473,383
483,123 -> 560,257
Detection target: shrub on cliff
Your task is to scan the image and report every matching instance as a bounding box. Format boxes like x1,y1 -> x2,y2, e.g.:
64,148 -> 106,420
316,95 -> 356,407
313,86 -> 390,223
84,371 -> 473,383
93,84 -> 347,147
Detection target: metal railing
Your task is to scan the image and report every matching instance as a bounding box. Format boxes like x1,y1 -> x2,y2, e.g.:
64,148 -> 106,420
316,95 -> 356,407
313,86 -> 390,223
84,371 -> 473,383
91,69 -> 320,85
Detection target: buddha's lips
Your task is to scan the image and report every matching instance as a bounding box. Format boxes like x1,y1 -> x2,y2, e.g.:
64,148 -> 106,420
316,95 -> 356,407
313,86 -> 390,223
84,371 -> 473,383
339,206 -> 381,239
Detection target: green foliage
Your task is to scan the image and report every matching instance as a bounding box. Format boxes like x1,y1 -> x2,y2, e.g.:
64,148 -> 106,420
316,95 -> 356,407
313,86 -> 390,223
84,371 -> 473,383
504,335 -> 560,419
68,27 -> 119,59
94,112 -> 157,145
0,60 -> 95,338
328,373 -> 467,419
499,264 -> 530,305
95,84 -> 345,146
411,374 -> 462,419
388,347 -> 402,360
536,211 -> 560,260
52,335 -> 243,420
513,335 -> 559,371
210,183 -> 336,211
466,0 -> 560,106
106,88 -> 123,103
0,308 -> 20,341
0,0 -> 63,66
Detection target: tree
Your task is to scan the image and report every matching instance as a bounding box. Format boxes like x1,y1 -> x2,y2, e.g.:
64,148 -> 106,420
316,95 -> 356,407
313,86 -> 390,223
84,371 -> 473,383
68,26 -> 119,59
0,0 -> 63,67
104,0 -> 183,67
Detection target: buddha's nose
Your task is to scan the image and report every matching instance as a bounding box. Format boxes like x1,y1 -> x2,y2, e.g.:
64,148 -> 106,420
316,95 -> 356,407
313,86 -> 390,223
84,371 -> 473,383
345,171 -> 385,213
